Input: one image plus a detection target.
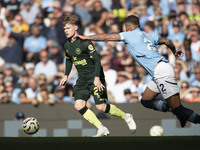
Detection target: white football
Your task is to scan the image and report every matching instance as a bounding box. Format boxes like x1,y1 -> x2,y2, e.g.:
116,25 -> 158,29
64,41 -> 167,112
149,125 -> 163,136
22,117 -> 39,135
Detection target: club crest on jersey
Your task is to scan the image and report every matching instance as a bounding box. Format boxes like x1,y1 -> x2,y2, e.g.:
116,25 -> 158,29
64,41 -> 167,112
76,48 -> 81,54
88,44 -> 94,50
88,44 -> 95,53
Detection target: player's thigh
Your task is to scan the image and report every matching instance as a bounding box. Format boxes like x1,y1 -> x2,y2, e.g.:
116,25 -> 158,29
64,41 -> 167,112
95,103 -> 107,112
91,85 -> 108,105
142,79 -> 159,100
73,85 -> 90,110
73,89 -> 90,101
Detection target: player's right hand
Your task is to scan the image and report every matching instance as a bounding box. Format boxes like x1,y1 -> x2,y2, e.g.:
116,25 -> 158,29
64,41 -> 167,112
94,77 -> 105,92
59,75 -> 68,89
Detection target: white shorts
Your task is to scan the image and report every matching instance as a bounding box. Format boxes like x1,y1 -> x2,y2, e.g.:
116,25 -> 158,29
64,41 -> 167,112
147,61 -> 179,99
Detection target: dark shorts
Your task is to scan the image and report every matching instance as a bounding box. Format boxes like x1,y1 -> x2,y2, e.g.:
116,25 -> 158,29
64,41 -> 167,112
73,79 -> 108,104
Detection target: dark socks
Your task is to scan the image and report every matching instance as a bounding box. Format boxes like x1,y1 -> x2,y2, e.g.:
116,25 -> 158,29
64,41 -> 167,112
141,99 -> 200,124
141,99 -> 169,112
78,106 -> 88,115
172,105 -> 200,123
104,104 -> 110,113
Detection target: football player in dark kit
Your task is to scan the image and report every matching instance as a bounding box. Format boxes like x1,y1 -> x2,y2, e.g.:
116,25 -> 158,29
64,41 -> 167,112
59,15 -> 136,137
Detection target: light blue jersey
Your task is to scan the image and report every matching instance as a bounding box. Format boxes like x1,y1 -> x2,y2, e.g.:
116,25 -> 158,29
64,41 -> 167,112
120,28 -> 168,77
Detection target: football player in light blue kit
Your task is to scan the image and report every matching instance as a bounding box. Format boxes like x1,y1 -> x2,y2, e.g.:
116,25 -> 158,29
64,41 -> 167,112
77,15 -> 200,127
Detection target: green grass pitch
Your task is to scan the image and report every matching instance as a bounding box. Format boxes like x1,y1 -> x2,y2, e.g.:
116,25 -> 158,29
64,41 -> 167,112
0,136 -> 200,150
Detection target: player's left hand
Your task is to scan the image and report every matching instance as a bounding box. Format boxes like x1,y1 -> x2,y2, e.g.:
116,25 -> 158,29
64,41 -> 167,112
94,77 -> 105,92
174,49 -> 184,58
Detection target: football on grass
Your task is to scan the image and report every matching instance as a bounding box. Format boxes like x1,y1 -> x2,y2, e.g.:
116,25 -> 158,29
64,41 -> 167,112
22,117 -> 39,135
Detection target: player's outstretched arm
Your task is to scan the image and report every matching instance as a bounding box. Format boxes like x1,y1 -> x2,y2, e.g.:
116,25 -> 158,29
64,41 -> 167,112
77,33 -> 122,41
158,37 -> 184,58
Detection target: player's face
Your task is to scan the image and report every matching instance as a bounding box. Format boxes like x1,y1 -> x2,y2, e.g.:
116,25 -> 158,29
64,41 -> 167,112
123,23 -> 133,32
63,24 -> 78,38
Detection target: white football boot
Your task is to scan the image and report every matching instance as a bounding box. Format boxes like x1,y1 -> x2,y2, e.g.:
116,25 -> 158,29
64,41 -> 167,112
93,126 -> 110,137
124,113 -> 137,134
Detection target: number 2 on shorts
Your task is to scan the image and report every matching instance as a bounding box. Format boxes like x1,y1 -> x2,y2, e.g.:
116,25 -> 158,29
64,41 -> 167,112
159,84 -> 166,94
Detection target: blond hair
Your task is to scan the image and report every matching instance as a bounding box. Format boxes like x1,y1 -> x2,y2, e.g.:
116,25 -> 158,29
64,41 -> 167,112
62,15 -> 79,26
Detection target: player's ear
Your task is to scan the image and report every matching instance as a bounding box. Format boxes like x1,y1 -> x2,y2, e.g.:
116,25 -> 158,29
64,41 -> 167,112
74,25 -> 78,31
122,23 -> 126,32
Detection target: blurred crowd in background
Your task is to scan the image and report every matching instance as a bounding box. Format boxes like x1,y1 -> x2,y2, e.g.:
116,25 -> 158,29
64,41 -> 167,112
0,0 -> 200,106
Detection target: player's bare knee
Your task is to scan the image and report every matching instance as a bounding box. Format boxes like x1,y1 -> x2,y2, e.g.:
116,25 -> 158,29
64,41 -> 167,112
96,103 -> 106,112
74,103 -> 82,111
74,100 -> 86,111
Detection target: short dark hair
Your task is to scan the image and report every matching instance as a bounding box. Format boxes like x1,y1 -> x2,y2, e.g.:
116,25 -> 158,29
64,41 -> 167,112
62,15 -> 79,26
124,15 -> 140,27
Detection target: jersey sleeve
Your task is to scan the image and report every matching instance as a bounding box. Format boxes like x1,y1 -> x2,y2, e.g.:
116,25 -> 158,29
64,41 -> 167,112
119,32 -> 125,41
83,40 -> 98,58
64,50 -> 72,76
65,50 -> 71,60
83,40 -> 101,77
65,58 -> 73,76
119,32 -> 130,44
152,34 -> 161,45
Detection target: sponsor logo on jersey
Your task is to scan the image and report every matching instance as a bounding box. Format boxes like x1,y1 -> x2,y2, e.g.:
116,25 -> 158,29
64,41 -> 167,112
74,59 -> 87,66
